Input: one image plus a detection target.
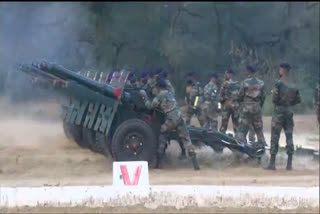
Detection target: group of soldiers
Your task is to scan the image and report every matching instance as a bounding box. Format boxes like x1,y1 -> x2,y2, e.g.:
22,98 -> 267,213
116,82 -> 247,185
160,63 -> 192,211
125,62 -> 317,171
184,63 -> 304,170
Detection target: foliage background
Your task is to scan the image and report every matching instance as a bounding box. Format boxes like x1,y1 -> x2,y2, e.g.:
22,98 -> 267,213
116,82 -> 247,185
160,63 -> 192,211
0,2 -> 319,115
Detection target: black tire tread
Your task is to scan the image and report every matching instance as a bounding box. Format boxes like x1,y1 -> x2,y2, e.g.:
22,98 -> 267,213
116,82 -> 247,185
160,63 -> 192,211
111,119 -> 157,167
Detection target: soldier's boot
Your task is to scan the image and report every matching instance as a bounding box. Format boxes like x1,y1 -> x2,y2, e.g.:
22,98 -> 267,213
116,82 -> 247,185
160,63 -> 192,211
286,154 -> 293,170
179,149 -> 187,160
155,138 -> 167,169
188,150 -> 200,171
265,154 -> 276,170
155,152 -> 164,169
178,141 -> 187,160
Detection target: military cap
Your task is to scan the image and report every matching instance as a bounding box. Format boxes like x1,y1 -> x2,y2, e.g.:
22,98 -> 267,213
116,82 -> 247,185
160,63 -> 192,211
159,69 -> 168,78
157,78 -> 167,88
246,65 -> 256,73
280,63 -> 291,71
128,72 -> 134,79
149,68 -> 157,77
226,69 -> 235,74
210,73 -> 218,79
186,71 -> 196,77
154,67 -> 163,75
140,71 -> 148,79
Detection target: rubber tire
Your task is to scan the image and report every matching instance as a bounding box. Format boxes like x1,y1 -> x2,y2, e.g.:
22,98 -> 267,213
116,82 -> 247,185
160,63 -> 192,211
210,144 -> 225,154
63,121 -> 72,139
82,127 -> 104,154
96,132 -> 112,157
67,123 -> 89,148
111,119 -> 157,167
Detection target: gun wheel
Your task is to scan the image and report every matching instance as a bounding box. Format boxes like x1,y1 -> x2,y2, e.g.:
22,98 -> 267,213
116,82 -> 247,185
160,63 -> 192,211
82,127 -> 105,154
62,121 -> 72,139
111,119 -> 157,168
63,122 -> 89,148
95,132 -> 112,157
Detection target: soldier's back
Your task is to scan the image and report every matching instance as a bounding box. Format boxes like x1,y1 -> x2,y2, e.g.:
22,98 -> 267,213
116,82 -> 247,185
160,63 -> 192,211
223,80 -> 240,105
165,79 -> 175,94
242,77 -> 264,102
204,82 -> 218,103
273,79 -> 301,107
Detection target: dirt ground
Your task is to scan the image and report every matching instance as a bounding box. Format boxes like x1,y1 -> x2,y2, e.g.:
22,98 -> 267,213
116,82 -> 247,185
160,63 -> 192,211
0,98 -> 318,188
3,206 -> 319,214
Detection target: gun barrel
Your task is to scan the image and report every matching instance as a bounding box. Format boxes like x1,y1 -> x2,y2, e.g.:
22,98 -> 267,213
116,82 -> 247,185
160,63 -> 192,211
38,61 -> 131,100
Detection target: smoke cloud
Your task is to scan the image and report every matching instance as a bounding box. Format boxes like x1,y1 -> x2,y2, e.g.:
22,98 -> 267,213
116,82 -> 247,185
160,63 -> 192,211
0,2 -> 92,101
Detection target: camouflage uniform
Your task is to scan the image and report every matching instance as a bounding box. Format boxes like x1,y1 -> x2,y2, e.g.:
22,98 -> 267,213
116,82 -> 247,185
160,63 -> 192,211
202,81 -> 219,130
147,78 -> 175,96
147,78 -> 158,97
145,89 -> 199,170
134,80 -> 144,89
270,79 -> 301,156
185,81 -> 205,126
165,79 -> 175,95
145,89 -> 193,151
248,125 -> 256,142
236,76 -> 266,146
219,79 -> 241,133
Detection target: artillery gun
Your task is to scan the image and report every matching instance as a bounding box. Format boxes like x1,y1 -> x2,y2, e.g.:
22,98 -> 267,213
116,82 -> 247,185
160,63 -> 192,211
17,60 -> 272,168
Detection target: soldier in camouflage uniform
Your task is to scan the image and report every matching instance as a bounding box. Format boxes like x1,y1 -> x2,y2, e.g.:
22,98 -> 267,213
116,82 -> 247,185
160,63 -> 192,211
202,73 -> 219,130
184,72 -> 205,126
248,125 -> 256,142
235,65 -> 266,150
219,69 -> 240,134
159,69 -> 175,95
159,69 -> 185,159
142,78 -> 200,170
146,69 -> 158,97
135,71 -> 150,90
147,68 -> 175,97
314,83 -> 320,125
266,63 -> 301,171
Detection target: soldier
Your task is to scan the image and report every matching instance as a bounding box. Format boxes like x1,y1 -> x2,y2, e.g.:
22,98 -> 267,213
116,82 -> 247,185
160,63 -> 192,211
184,72 -> 205,126
147,68 -> 162,97
135,71 -> 150,90
235,65 -> 266,151
202,73 -> 219,130
248,125 -> 256,142
314,82 -> 320,125
141,78 -> 200,170
219,69 -> 241,134
266,63 -> 301,170
159,69 -> 175,94
126,71 -> 137,89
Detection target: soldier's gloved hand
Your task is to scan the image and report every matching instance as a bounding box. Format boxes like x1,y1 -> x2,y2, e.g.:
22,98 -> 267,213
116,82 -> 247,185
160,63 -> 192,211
139,89 -> 148,101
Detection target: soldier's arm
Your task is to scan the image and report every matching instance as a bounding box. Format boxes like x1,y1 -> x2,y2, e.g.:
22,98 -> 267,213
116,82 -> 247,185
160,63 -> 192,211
203,84 -> 208,96
219,82 -> 226,103
199,85 -> 204,96
238,82 -> 245,103
292,89 -> 302,105
145,96 -> 161,110
261,84 -> 266,107
271,81 -> 280,104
